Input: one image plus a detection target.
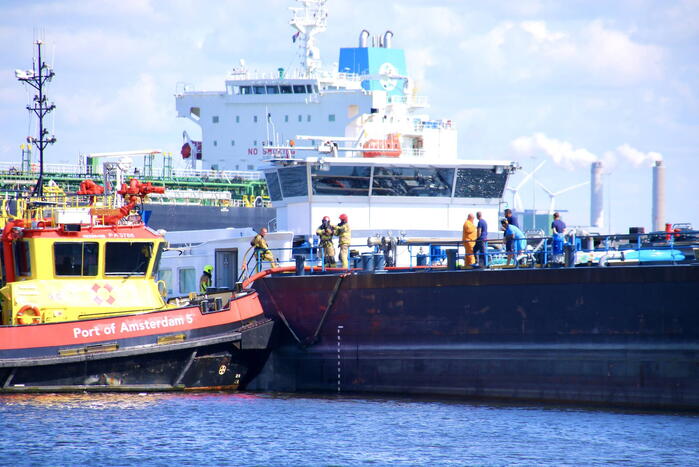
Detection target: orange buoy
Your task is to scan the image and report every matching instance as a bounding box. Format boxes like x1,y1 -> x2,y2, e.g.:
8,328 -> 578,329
16,305 -> 41,325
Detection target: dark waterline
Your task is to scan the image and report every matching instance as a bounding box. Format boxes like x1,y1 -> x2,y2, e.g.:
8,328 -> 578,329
1,392 -> 698,466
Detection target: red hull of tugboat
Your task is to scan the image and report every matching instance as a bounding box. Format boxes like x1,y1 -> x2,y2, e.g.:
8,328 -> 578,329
0,291 -> 273,392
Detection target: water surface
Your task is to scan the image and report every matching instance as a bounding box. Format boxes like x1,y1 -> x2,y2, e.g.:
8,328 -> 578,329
1,392 -> 697,466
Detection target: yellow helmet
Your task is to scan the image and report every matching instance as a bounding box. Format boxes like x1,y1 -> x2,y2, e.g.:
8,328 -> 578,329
203,265 -> 213,274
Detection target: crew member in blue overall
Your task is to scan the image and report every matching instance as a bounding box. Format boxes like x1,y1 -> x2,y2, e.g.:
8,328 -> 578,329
501,219 -> 526,266
551,212 -> 567,255
504,208 -> 519,228
474,211 -> 488,267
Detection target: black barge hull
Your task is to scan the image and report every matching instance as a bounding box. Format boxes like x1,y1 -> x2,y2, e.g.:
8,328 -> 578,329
252,265 -> 699,410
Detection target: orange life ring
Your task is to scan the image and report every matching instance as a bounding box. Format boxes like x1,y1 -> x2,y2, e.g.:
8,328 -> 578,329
16,305 -> 42,325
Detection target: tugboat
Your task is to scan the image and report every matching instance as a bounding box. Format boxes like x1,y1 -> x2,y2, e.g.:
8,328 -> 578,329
0,180 -> 274,392
0,41 -> 273,392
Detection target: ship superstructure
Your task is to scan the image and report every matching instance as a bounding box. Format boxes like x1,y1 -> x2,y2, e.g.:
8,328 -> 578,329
175,0 -> 456,172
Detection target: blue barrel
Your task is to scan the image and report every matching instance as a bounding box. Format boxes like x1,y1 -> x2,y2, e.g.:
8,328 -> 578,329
361,253 -> 374,271
416,253 -> 427,266
373,253 -> 385,271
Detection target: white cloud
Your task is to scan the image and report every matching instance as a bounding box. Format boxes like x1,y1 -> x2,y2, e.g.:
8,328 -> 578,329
459,19 -> 664,85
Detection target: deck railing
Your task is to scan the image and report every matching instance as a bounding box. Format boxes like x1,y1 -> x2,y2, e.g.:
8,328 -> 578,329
243,230 -> 698,279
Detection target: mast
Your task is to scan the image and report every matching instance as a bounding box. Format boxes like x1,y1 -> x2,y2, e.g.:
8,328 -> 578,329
16,40 -> 56,197
289,0 -> 328,76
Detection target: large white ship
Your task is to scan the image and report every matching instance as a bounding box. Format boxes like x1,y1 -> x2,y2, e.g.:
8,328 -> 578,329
161,0 -> 517,295
175,0 -> 458,172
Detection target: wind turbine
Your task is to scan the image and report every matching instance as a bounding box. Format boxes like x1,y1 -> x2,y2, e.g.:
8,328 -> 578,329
505,160 -> 546,212
536,180 -> 590,214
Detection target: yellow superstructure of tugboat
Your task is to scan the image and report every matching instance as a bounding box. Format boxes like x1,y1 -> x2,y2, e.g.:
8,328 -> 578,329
1,183 -> 169,326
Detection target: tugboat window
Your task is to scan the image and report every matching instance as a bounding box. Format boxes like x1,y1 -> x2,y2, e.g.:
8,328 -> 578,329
13,240 -> 31,277
105,242 -> 152,276
151,243 -> 165,279
54,242 -> 99,276
311,165 -> 371,196
372,167 -> 454,197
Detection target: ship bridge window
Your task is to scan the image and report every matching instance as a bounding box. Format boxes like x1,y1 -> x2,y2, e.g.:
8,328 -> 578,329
157,268 -> 173,296
265,172 -> 283,201
277,166 -> 308,198
311,165 -> 371,196
254,86 -> 266,94
240,86 -> 252,95
280,85 -> 293,94
105,242 -> 153,276
13,240 -> 31,277
372,167 -> 455,197
306,84 -> 314,93
266,85 -> 279,94
453,168 -> 508,198
178,267 -> 196,294
54,242 -> 98,276
293,85 -> 306,94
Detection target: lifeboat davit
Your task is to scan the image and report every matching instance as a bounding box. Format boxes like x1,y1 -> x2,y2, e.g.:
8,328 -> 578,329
362,134 -> 402,158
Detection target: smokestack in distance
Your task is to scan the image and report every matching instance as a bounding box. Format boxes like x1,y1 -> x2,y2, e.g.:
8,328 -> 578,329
590,161 -> 604,228
652,160 -> 665,232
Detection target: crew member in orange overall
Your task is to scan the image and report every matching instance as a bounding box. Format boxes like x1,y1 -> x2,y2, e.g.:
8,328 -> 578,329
462,213 -> 477,266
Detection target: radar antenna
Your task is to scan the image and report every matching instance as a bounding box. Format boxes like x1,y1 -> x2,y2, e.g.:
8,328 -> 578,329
16,40 -> 56,197
289,0 -> 328,75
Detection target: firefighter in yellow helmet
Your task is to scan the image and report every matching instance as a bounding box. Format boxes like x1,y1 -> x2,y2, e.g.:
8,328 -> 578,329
199,264 -> 213,293
251,227 -> 277,268
316,216 -> 337,267
334,213 -> 351,269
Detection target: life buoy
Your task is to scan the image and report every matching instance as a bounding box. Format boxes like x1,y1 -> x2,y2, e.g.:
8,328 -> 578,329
16,305 -> 42,325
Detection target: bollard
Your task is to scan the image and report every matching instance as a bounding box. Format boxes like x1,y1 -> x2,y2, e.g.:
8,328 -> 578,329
361,253 -> 374,271
373,253 -> 385,271
446,249 -> 457,270
294,255 -> 305,276
564,244 -> 575,268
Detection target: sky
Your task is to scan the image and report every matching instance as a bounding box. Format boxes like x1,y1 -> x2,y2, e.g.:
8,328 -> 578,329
0,0 -> 697,233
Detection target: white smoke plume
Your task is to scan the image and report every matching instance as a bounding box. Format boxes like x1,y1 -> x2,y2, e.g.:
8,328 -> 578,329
615,143 -> 663,167
511,133 -> 598,171
511,134 -> 663,171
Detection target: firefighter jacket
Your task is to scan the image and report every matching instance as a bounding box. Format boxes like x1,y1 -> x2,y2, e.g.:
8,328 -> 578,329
251,234 -> 270,252
335,222 -> 351,246
316,224 -> 336,246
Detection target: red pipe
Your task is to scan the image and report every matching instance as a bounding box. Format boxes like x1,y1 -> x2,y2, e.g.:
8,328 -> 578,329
242,264 -> 448,287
